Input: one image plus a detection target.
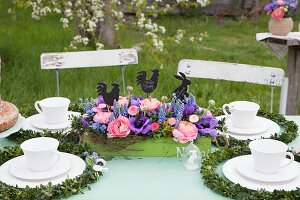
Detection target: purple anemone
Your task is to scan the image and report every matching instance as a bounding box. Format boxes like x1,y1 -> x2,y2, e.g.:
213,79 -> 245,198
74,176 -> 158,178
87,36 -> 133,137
183,104 -> 198,116
129,116 -> 151,134
195,116 -> 218,137
130,97 -> 143,107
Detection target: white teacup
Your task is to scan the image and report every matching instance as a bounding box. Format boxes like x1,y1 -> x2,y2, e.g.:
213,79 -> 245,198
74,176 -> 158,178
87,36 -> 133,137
35,97 -> 70,124
223,101 -> 260,129
20,137 -> 60,172
249,139 -> 294,174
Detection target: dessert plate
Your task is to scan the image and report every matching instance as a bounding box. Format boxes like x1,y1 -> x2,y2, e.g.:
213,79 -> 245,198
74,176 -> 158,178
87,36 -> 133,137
0,152 -> 85,188
236,155 -> 299,183
23,111 -> 80,133
9,153 -> 71,180
222,155 -> 300,192
216,115 -> 280,140
224,117 -> 270,135
0,115 -> 25,138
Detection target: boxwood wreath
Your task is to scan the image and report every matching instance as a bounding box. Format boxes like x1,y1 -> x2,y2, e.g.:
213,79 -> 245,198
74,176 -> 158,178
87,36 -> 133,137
0,105 -> 299,199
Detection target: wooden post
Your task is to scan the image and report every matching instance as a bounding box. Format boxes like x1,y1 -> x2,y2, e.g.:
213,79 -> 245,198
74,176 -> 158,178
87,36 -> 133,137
286,46 -> 300,115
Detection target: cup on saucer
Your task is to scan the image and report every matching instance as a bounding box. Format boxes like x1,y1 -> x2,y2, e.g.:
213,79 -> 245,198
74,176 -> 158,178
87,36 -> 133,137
35,97 -> 70,124
20,137 -> 60,172
249,139 -> 294,174
222,101 -> 260,129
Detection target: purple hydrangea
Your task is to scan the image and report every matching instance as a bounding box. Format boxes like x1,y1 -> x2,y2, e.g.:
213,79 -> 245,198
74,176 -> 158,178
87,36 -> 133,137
129,116 -> 151,134
195,116 -> 218,137
130,97 -> 143,107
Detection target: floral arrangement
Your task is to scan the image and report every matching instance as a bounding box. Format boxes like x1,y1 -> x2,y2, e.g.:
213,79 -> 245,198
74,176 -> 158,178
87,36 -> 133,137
79,88 -> 218,144
264,0 -> 298,19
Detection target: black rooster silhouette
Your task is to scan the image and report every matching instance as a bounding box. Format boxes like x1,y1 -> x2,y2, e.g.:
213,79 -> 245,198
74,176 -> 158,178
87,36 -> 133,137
173,72 -> 191,101
136,69 -> 159,97
97,82 -> 120,106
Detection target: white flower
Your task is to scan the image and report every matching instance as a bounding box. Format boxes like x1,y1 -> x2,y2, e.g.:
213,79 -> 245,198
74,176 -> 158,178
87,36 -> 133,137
96,43 -> 104,50
7,8 -> 11,14
189,37 -> 194,42
93,165 -> 109,172
189,115 -> 199,123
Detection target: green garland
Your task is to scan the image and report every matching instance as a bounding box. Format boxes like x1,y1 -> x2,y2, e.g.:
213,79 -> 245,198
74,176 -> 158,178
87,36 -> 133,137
0,106 -> 102,200
201,110 -> 300,199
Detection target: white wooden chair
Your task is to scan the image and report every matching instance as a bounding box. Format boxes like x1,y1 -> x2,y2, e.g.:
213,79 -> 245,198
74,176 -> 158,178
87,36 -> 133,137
178,59 -> 288,114
40,49 -> 138,96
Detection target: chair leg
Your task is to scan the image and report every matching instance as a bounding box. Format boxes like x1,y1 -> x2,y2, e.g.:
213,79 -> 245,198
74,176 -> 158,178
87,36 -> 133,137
279,77 -> 289,115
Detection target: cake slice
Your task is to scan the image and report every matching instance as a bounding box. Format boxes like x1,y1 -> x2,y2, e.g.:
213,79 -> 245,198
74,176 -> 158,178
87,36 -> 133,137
0,101 -> 19,132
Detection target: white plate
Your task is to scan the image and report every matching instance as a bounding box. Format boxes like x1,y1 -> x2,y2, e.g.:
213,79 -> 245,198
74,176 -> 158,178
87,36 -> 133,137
31,114 -> 69,130
216,115 -> 280,140
225,117 -> 270,135
0,152 -> 85,188
0,114 -> 25,138
9,153 -> 71,180
23,111 -> 80,133
236,155 -> 299,183
222,155 -> 300,192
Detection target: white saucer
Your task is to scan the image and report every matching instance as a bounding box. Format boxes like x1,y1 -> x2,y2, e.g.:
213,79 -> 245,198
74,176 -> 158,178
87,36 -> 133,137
225,117 -> 270,135
223,155 -> 300,192
236,155 -> 299,183
23,111 -> 80,133
9,153 -> 71,180
0,152 -> 85,188
216,115 -> 280,140
0,114 -> 25,138
31,115 -> 69,130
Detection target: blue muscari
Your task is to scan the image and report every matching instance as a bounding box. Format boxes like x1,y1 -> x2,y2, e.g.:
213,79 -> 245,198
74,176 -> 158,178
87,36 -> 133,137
109,113 -> 115,123
175,102 -> 184,123
89,122 -> 101,130
100,124 -> 107,132
158,104 -> 166,124
121,103 -> 128,117
187,93 -> 196,105
113,100 -> 119,118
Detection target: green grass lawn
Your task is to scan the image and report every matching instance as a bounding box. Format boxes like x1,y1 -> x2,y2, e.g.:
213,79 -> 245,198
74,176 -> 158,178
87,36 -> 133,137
0,1 -> 297,113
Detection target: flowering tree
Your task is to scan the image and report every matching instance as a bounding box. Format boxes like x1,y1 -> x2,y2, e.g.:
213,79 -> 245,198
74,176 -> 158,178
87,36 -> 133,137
10,0 -> 209,61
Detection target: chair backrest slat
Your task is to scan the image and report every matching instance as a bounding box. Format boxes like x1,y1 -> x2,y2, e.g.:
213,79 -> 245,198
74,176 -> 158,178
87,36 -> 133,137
178,59 -> 284,86
41,48 -> 138,69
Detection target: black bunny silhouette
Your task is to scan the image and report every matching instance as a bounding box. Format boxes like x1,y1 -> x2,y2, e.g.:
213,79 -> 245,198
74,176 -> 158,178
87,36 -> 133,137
173,72 -> 191,100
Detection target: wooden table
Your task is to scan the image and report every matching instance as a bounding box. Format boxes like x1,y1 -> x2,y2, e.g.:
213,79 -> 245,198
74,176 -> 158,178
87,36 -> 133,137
257,33 -> 300,115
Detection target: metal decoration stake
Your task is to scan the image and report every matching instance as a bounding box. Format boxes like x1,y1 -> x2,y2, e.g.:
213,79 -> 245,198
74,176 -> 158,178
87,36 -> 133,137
55,69 -> 60,97
120,65 -> 125,96
136,69 -> 159,97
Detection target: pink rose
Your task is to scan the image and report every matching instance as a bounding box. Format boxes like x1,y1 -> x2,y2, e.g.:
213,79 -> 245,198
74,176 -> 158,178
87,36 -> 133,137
92,107 -> 102,113
107,116 -> 130,138
168,118 -> 176,126
151,123 -> 160,131
172,121 -> 198,143
140,98 -> 161,111
93,112 -> 112,124
128,106 -> 139,116
272,8 -> 284,19
118,96 -> 129,105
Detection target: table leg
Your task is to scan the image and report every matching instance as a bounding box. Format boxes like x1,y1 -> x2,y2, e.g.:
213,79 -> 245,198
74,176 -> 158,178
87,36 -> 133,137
286,46 -> 300,115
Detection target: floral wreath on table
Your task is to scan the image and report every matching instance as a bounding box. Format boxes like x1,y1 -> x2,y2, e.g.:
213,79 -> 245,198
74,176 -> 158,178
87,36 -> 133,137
77,70 -> 227,147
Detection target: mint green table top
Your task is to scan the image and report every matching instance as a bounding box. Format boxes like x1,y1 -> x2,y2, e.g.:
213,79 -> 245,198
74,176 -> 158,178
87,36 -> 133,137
1,116 -> 300,200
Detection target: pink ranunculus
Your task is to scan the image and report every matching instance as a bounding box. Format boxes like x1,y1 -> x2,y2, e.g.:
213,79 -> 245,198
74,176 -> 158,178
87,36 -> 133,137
92,107 -> 102,113
172,121 -> 198,143
151,123 -> 160,131
140,98 -> 162,111
168,118 -> 176,126
107,116 -> 130,138
118,96 -> 129,105
128,106 -> 139,116
93,111 -> 112,124
272,8 -> 284,19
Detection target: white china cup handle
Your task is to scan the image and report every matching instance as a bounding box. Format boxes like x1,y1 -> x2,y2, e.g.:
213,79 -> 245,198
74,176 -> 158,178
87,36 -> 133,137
223,104 -> 232,118
34,101 -> 43,115
280,152 -> 294,169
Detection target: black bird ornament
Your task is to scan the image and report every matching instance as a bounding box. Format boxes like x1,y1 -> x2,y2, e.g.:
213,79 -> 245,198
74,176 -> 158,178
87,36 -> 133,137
173,72 -> 191,101
136,69 -> 159,97
97,82 -> 120,106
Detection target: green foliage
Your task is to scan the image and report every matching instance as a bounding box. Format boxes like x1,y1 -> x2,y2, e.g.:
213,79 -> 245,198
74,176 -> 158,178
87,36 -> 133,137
201,111 -> 300,199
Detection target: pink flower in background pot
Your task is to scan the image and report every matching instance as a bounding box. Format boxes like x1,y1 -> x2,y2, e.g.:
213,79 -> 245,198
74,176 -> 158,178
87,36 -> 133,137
128,106 -> 139,116
92,107 -> 102,113
172,121 -> 198,143
168,118 -> 176,126
140,98 -> 161,111
107,116 -> 130,138
118,96 -> 129,105
272,8 -> 284,19
93,111 -> 112,124
151,123 -> 160,131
